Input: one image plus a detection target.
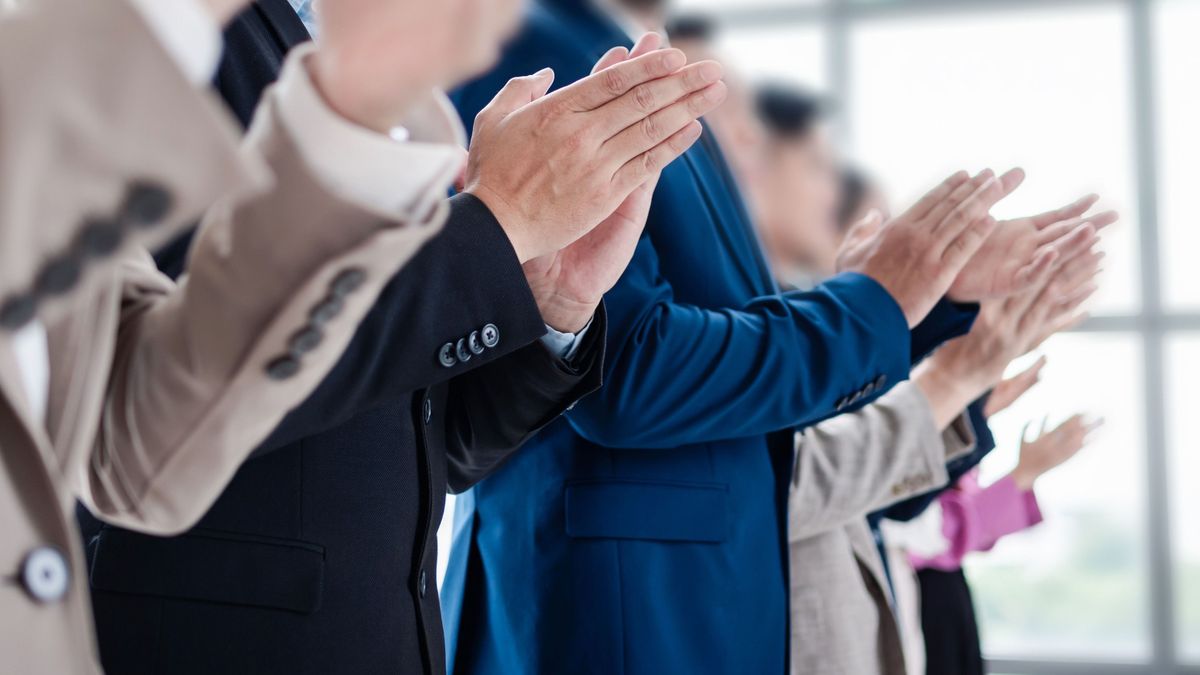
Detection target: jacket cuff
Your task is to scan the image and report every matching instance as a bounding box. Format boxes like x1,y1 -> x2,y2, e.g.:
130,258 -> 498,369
911,298 -> 979,363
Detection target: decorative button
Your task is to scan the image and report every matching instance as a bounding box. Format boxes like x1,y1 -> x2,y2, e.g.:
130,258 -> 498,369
467,331 -> 485,355
266,355 -> 301,380
835,396 -> 848,412
289,326 -> 324,355
438,343 -> 456,368
0,294 -> 37,330
418,568 -> 428,599
76,218 -> 123,257
861,382 -> 876,398
330,268 -> 367,297
874,374 -> 888,391
21,547 -> 69,603
456,338 -> 472,363
309,296 -> 344,326
481,323 -> 500,349
34,255 -> 82,297
423,399 -> 433,424
121,181 -> 173,228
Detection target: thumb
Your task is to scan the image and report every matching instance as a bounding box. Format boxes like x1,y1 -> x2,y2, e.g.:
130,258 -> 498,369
479,68 -> 556,123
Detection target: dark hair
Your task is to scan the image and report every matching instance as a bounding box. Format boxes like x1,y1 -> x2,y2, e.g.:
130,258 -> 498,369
755,83 -> 826,140
665,13 -> 717,43
837,167 -> 871,232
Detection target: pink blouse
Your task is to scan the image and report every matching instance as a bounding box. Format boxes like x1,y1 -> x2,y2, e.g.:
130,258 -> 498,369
909,469 -> 1043,572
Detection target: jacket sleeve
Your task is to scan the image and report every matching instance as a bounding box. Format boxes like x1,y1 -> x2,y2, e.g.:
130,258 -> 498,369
871,394 -> 997,523
789,382 -> 976,541
252,192 -> 551,454
443,306 -> 607,494
910,474 -> 1044,571
79,52 -> 454,535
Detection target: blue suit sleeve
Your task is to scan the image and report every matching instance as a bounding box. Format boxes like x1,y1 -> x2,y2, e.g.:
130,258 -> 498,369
566,235 -> 913,448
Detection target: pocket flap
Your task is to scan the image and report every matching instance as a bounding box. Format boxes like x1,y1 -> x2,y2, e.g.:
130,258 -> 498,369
89,527 -> 325,614
565,480 -> 729,543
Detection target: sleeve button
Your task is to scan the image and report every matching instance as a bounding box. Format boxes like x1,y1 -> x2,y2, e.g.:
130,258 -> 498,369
438,343 -> 457,368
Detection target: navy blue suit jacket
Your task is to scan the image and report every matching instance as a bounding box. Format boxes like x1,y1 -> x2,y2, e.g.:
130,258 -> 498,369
440,2 -> 977,674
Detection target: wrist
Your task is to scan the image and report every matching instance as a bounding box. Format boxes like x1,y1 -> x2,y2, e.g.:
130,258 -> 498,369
912,359 -> 987,430
1010,466 -> 1037,491
465,184 -> 537,263
535,296 -> 596,334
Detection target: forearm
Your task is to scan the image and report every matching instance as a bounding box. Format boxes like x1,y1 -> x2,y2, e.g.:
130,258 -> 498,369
911,359 -> 988,431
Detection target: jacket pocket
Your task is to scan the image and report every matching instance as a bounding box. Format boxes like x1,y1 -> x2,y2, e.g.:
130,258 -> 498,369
88,527 -> 325,614
564,479 -> 729,543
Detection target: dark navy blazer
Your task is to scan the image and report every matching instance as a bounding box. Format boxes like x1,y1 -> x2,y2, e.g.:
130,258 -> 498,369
441,2 -> 977,673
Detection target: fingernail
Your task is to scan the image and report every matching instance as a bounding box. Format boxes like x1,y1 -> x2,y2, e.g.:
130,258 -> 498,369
534,67 -> 554,79
704,80 -> 728,102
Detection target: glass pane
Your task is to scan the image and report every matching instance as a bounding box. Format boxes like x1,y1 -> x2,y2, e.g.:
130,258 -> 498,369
965,334 -> 1150,660
714,24 -> 828,91
1156,0 -> 1200,310
1166,335 -> 1200,663
847,5 -> 1139,314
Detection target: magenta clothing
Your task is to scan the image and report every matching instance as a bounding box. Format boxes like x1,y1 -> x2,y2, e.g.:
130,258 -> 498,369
910,470 -> 1043,572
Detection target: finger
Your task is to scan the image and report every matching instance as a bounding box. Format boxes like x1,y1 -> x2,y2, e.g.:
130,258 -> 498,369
612,120 -> 704,196
1020,420 -> 1035,443
935,168 -> 1024,240
1030,193 -> 1099,228
628,32 -> 663,59
940,214 -> 1000,270
594,60 -> 724,138
1010,247 -> 1060,292
560,48 -> 687,112
843,209 -> 885,247
478,68 -> 557,124
1042,222 -> 1099,264
918,169 -> 990,228
903,170 -> 972,222
591,46 -> 630,75
602,80 -> 726,170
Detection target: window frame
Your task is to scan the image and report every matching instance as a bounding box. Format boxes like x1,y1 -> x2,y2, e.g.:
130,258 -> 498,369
688,0 -> 1200,672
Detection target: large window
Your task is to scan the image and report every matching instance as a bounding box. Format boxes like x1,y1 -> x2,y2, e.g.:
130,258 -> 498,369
674,0 -> 1200,672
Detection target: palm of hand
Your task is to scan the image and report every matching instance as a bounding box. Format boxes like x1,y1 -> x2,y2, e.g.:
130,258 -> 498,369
523,181 -> 654,308
948,218 -> 1040,301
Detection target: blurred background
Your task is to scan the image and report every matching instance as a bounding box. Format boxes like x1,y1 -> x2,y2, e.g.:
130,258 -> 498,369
668,0 -> 1199,673
438,1 -> 1200,673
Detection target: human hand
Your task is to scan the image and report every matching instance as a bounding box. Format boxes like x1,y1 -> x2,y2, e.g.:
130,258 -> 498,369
915,239 -> 1101,423
1011,414 -> 1103,490
464,41 -> 725,264
984,356 -> 1047,418
948,193 -> 1118,302
521,36 -> 671,332
837,169 -> 1025,327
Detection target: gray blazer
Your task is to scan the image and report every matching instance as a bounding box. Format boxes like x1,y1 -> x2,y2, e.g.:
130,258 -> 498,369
788,382 -> 975,675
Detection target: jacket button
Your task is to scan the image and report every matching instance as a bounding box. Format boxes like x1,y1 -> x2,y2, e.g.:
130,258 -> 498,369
35,255 -> 83,297
76,218 -> 123,257
265,355 -> 301,380
418,568 -> 428,599
861,382 -> 876,398
0,294 -> 37,330
468,331 -> 485,355
329,268 -> 367,297
121,181 -> 173,228
456,338 -> 472,363
438,343 -> 457,368
874,375 -> 888,391
289,326 -> 324,355
309,296 -> 344,326
481,323 -> 500,349
21,547 -> 69,603
423,398 -> 433,424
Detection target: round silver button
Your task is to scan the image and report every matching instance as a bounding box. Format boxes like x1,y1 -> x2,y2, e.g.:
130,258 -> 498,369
21,547 -> 69,603
481,324 -> 500,349
438,343 -> 457,368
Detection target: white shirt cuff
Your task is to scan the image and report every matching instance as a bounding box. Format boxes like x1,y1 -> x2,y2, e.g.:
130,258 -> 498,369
540,318 -> 593,362
127,0 -> 223,86
272,44 -> 467,222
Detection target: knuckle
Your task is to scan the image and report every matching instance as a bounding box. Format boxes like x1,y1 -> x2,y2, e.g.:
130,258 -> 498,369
632,84 -> 657,113
602,67 -> 628,96
640,115 -> 662,142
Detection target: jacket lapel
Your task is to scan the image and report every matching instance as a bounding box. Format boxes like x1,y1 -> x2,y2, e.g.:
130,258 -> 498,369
0,331 -> 55,467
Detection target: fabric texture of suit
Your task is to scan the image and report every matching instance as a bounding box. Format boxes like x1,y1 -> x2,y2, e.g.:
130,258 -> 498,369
0,0 -> 450,671
787,382 -> 975,675
441,2 -> 978,673
84,5 -> 606,674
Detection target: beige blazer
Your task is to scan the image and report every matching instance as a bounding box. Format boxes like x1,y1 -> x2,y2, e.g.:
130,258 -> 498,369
0,0 -> 449,671
788,382 -> 975,675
